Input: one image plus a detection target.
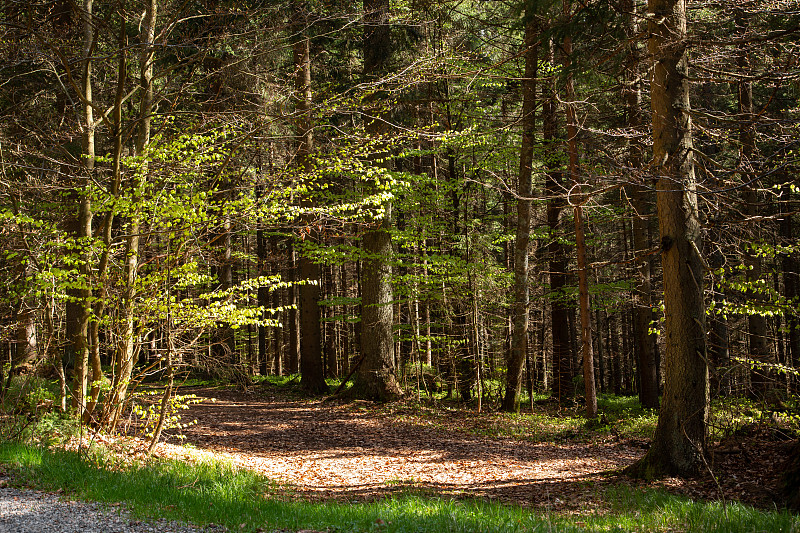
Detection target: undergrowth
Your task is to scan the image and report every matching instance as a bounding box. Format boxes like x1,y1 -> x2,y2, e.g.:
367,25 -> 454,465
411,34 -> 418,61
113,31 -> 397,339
0,375 -> 78,446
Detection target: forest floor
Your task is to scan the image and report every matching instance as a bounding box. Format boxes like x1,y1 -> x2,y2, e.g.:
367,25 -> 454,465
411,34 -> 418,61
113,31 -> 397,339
152,384 -> 794,513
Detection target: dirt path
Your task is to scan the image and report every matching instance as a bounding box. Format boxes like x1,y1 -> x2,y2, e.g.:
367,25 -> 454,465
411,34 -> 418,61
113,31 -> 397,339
158,387 -> 645,509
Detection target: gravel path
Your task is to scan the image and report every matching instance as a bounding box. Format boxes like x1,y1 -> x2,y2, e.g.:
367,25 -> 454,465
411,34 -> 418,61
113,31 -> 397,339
0,476 -> 228,533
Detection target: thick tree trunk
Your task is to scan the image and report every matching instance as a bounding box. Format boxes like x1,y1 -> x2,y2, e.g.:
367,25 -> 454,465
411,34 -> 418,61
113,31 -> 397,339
299,231 -> 325,392
13,309 -> 37,370
625,0 -> 708,478
351,0 -> 402,401
502,18 -> 537,413
356,215 -> 401,399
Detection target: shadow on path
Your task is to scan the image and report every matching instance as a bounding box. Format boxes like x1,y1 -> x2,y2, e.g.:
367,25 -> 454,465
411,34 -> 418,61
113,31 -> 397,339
160,387 -> 642,507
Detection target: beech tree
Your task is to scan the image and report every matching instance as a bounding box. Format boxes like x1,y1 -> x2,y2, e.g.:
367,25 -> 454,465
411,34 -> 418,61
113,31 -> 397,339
349,0 -> 403,401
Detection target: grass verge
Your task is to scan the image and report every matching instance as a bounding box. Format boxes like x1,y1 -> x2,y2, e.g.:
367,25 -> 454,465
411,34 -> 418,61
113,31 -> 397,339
0,441 -> 797,533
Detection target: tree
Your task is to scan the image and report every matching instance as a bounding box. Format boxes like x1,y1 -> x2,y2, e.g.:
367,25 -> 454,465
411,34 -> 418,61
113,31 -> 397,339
350,0 -> 402,401
735,8 -> 771,399
623,0 -> 660,410
543,34 -> 574,405
563,0 -> 597,419
107,0 -> 157,429
294,4 -> 328,394
67,0 -> 95,418
502,13 -> 537,413
625,0 -> 709,478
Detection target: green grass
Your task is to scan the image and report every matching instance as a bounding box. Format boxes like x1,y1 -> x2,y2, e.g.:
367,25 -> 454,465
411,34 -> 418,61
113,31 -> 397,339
595,395 -> 659,441
600,486 -> 799,533
380,394 -> 658,444
708,394 -> 800,442
1,442 -> 796,533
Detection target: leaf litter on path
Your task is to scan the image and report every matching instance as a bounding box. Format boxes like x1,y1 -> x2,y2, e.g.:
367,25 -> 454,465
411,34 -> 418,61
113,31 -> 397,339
155,386 -> 795,512
155,387 -> 641,511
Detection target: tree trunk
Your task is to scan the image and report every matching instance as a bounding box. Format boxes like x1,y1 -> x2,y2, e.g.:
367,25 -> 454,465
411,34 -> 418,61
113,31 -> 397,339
293,15 -> 328,394
108,0 -> 156,428
340,262 -> 352,375
543,37 -> 573,404
288,244 -> 300,374
256,186 -> 269,376
87,19 -> 126,420
351,0 -> 402,401
502,17 -> 537,413
609,313 -> 622,395
210,190 -> 236,366
737,11 -> 771,398
325,265 -> 338,378
272,277 -> 283,375
623,0 -> 659,409
69,0 -> 95,417
781,184 -> 799,389
708,240 -> 730,394
13,309 -> 37,370
595,307 -> 605,393
563,0 -> 597,418
45,296 -> 67,412
625,0 -> 708,478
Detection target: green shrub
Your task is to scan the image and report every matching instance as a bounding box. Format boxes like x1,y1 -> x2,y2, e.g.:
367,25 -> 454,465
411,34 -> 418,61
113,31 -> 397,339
0,375 -> 76,445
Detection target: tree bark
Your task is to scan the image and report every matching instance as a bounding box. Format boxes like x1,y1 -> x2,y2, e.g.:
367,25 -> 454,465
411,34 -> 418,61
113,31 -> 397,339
737,10 -> 771,398
563,0 -> 597,418
351,0 -> 402,401
781,184 -> 799,388
108,0 -> 156,428
543,36 -> 573,404
288,244 -> 300,374
256,185 -> 269,376
708,240 -> 731,394
272,275 -> 283,375
292,11 -> 328,394
87,12 -> 127,420
502,17 -> 537,413
623,0 -> 659,410
69,0 -> 94,417
625,0 -> 708,478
